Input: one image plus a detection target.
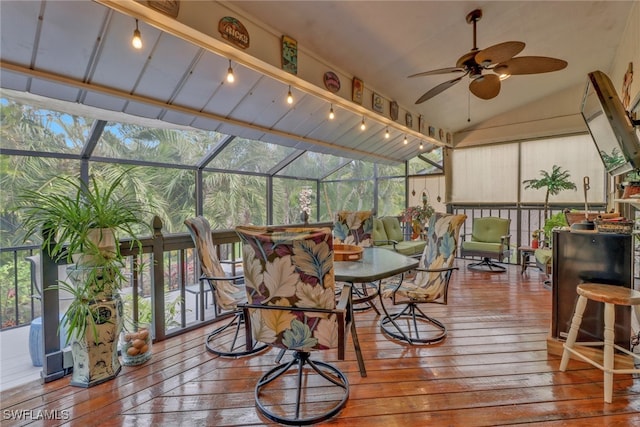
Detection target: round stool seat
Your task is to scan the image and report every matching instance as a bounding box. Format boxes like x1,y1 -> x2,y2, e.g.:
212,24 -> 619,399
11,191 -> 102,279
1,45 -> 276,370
577,283 -> 640,306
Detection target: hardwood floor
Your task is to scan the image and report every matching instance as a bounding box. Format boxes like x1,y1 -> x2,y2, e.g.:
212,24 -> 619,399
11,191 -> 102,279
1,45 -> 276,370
2,259 -> 639,426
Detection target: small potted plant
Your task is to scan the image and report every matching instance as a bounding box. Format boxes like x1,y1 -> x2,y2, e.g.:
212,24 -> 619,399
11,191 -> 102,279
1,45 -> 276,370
531,230 -> 541,248
15,169 -> 152,387
401,192 -> 435,239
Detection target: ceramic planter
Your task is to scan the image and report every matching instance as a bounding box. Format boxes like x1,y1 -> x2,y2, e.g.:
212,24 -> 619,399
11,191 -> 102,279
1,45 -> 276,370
69,295 -> 123,387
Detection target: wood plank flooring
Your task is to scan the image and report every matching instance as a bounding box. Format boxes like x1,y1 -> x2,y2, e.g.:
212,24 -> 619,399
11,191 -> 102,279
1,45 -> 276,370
2,259 -> 639,426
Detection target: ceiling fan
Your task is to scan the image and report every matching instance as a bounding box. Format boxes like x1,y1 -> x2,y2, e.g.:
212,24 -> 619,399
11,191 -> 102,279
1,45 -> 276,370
410,9 -> 568,104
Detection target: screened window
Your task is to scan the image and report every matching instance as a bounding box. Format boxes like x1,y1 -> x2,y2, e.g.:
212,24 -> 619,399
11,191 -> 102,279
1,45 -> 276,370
201,172 -> 267,228
95,123 -> 225,166
451,144 -> 519,203
520,134 -> 604,203
1,96 -> 93,155
207,138 -> 298,172
277,151 -> 352,179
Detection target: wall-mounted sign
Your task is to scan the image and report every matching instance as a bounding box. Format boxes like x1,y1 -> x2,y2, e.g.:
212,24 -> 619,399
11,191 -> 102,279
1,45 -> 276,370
218,17 -> 250,49
324,71 -> 340,93
282,35 -> 298,75
405,113 -> 413,128
146,1 -> 180,18
352,77 -> 363,104
390,101 -> 398,121
372,92 -> 384,113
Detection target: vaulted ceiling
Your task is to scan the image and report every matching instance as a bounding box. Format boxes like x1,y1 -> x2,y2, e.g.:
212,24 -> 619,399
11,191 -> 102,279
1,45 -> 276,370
0,1 -> 634,164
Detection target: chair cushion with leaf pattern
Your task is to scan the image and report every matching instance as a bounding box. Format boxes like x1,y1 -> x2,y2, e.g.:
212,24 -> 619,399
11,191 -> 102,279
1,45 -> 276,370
185,216 -> 242,311
333,210 -> 373,247
381,213 -> 466,302
237,226 -> 338,352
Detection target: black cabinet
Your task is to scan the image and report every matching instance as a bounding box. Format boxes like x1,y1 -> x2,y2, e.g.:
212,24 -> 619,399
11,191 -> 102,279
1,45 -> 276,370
552,230 -> 633,349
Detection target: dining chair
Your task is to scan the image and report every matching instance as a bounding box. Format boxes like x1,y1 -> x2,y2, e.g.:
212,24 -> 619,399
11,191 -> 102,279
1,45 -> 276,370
235,225 -> 366,425
184,216 -> 267,357
379,212 -> 466,344
333,210 -> 379,313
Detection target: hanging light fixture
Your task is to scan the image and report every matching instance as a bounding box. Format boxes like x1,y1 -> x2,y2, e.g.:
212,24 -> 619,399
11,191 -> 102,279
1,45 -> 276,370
385,128 -> 390,139
419,141 -> 424,150
403,135 -> 408,145
328,104 -> 335,120
226,60 -> 235,83
360,117 -> 366,130
287,86 -> 293,104
131,19 -> 142,50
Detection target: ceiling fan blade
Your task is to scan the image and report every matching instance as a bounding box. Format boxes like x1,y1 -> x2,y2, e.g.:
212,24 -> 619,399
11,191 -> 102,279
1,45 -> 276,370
415,74 -> 465,104
408,67 -> 465,78
475,41 -> 525,66
493,56 -> 568,75
469,74 -> 500,99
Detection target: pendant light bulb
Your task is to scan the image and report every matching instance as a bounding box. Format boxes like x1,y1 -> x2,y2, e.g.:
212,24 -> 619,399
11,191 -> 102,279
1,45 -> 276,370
419,141 -> 424,150
287,86 -> 293,104
226,60 -> 235,83
385,128 -> 390,139
131,19 -> 142,50
329,105 -> 335,120
403,135 -> 408,145
360,117 -> 366,131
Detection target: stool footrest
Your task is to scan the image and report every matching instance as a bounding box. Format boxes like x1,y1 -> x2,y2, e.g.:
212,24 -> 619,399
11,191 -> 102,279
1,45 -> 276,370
563,343 -> 640,374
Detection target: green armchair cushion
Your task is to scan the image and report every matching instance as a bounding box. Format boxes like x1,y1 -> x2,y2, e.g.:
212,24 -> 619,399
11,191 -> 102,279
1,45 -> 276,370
372,217 -> 426,256
381,216 -> 404,242
372,217 -> 388,242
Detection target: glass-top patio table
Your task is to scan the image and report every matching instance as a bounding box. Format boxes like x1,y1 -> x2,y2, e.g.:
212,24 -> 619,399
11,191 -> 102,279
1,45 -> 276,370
334,247 -> 419,283
334,247 -> 419,313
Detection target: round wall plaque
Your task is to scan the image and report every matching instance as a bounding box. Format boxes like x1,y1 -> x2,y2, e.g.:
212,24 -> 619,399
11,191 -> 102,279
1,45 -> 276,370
323,71 -> 341,93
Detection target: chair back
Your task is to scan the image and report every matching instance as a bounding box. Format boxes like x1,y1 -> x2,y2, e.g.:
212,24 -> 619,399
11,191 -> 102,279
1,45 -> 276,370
381,216 -> 404,242
414,213 -> 466,299
372,218 -> 388,244
333,210 -> 373,247
471,217 -> 510,243
236,225 -> 339,352
184,216 -> 239,310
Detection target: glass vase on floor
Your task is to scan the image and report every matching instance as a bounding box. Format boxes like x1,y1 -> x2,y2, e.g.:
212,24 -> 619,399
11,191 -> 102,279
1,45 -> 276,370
120,322 -> 152,366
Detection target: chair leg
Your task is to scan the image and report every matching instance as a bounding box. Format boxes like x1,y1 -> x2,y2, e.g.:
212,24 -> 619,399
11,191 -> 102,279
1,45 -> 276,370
351,282 -> 380,314
467,257 -> 506,272
205,310 -> 268,357
349,310 -> 367,377
254,351 -> 349,425
603,302 -> 615,403
379,295 -> 447,345
559,295 -> 588,371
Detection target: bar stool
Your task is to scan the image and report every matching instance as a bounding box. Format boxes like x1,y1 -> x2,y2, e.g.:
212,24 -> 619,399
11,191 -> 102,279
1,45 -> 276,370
559,282 -> 640,403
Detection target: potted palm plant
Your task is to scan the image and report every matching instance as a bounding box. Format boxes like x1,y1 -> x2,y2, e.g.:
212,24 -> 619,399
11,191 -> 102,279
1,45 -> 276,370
16,169 -> 152,387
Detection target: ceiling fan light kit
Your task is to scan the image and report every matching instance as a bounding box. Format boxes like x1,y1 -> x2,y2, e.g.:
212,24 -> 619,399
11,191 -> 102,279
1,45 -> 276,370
411,9 -> 568,104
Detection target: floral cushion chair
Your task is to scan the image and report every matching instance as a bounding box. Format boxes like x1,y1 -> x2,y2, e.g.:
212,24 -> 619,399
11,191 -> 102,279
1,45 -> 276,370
333,210 -> 379,313
185,216 -> 267,357
235,225 -> 366,425
379,212 -> 466,344
332,210 -> 373,247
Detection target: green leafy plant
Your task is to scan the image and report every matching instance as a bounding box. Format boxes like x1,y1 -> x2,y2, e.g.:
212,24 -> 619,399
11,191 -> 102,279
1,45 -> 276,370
523,165 -> 577,220
543,212 -> 569,246
16,170 -> 152,263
